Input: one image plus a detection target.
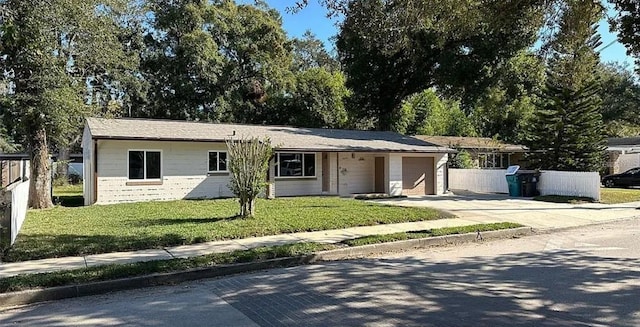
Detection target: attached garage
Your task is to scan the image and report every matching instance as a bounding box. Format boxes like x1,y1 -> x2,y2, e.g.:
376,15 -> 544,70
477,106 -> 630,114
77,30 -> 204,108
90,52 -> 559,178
402,157 -> 435,195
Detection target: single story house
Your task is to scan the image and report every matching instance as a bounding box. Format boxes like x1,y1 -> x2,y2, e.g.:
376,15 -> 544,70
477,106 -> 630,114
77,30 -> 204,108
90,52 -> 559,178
82,118 -> 454,205
414,136 -> 528,169
607,137 -> 640,174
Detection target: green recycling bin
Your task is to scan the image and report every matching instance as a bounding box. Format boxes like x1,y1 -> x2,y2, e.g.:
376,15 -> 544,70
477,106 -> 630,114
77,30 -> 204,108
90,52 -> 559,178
506,174 -> 521,197
505,165 -> 521,197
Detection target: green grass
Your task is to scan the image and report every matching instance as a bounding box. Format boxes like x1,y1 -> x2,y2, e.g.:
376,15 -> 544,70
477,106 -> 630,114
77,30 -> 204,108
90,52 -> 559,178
534,188 -> 640,205
0,243 -> 338,293
5,197 -> 451,262
0,222 -> 523,293
342,223 -> 524,246
53,184 -> 83,196
52,184 -> 84,207
533,195 -> 595,204
600,187 -> 640,204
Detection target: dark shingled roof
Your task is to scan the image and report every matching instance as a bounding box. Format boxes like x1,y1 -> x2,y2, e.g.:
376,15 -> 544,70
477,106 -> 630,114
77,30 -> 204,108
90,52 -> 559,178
414,135 -> 526,152
608,137 -> 640,147
86,118 -> 454,153
607,137 -> 640,153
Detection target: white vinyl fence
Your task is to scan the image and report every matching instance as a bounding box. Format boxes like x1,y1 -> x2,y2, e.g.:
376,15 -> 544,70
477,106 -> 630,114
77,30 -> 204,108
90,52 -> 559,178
537,171 -> 600,201
449,169 -> 509,194
0,178 -> 30,248
449,169 -> 601,201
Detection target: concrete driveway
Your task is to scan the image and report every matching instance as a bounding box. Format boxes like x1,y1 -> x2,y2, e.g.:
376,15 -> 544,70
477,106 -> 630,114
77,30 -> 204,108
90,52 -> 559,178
375,191 -> 640,230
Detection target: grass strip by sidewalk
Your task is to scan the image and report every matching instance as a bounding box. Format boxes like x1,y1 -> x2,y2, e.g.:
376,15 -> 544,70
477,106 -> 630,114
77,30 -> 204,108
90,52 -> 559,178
533,195 -> 595,204
7,197 -> 450,262
343,222 -> 523,246
0,223 -> 522,293
0,243 -> 337,293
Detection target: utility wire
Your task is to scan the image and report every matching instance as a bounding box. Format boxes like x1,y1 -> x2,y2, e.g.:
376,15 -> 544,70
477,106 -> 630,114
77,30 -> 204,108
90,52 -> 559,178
597,39 -> 618,53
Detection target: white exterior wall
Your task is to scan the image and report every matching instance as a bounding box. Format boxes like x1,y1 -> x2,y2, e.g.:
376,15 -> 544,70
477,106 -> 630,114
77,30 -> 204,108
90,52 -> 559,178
616,153 -> 640,174
337,152 -> 375,194
274,152 -> 323,197
95,140 -> 233,204
435,153 -> 448,194
86,134 -> 449,203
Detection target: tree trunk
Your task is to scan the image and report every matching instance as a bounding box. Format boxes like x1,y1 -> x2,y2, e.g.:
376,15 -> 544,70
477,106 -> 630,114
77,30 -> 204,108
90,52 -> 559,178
56,147 -> 70,182
248,197 -> 255,217
239,197 -> 247,217
28,126 -> 53,209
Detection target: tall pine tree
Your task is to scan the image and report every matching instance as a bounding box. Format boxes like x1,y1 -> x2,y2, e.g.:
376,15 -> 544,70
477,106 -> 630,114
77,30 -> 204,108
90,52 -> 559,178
526,1 -> 606,172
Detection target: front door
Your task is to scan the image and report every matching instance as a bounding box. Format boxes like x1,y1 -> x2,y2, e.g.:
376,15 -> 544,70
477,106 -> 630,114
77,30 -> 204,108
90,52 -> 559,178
375,157 -> 385,193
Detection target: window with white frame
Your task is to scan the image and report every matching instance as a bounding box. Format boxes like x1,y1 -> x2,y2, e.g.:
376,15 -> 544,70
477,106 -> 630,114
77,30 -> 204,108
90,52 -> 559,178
128,150 -> 161,180
208,151 -> 228,172
274,153 -> 315,177
478,153 -> 510,169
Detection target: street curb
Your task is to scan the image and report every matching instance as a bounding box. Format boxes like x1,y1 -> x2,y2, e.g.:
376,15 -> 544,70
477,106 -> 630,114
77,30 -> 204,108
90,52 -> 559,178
0,227 -> 534,308
314,226 -> 534,260
533,215 -> 640,235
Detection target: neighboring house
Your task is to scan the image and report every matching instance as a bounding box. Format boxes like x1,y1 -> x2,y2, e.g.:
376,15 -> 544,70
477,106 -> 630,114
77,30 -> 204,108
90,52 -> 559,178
0,154 -> 30,188
82,118 -> 454,205
414,136 -> 528,169
607,137 -> 640,174
52,154 -> 84,182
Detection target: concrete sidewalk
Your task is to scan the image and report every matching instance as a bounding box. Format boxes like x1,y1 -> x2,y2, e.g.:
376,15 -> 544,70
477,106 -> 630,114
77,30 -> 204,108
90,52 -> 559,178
0,218 -> 485,278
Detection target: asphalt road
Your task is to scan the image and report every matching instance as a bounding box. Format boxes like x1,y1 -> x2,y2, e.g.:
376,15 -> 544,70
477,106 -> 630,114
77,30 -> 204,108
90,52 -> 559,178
1,219 -> 639,326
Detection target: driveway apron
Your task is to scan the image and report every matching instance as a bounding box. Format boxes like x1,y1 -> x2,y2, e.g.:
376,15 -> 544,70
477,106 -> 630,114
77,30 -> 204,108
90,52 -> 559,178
374,192 -> 640,230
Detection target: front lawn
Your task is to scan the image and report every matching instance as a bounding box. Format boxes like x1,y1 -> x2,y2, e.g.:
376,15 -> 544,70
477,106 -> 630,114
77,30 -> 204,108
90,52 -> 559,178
534,188 -> 640,205
600,187 -> 640,204
5,197 -> 451,262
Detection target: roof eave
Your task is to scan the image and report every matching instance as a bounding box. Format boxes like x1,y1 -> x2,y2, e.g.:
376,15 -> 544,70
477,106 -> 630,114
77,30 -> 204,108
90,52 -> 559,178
92,136 -> 455,153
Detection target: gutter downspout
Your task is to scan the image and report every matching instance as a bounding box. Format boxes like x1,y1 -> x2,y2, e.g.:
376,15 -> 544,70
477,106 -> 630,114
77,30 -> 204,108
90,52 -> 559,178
445,159 -> 450,194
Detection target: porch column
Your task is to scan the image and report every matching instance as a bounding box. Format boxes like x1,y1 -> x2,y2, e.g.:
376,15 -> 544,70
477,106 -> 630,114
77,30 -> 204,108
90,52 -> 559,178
387,153 -> 403,196
267,157 -> 276,199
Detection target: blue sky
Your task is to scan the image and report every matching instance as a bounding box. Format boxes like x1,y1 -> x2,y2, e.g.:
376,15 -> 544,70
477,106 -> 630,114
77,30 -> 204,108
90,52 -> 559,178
251,0 -> 635,69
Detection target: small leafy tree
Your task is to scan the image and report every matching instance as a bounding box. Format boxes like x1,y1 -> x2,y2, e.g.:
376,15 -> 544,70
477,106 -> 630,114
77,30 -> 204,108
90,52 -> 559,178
393,89 -> 475,137
450,149 -> 474,169
225,137 -> 273,217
